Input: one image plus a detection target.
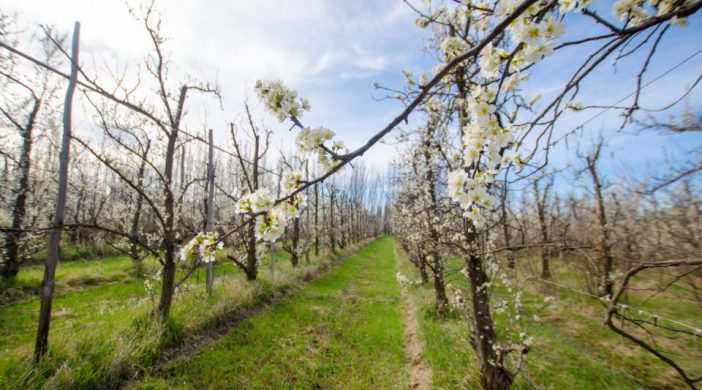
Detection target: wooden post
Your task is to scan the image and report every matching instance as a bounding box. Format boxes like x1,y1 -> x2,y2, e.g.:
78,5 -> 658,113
205,129 -> 215,295
330,184 -> 336,253
269,166 -> 282,277
35,21 -> 79,361
321,186 -> 325,252
305,160 -> 310,263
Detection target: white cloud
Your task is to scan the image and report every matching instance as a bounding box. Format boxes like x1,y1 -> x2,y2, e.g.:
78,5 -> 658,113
6,0 -> 424,173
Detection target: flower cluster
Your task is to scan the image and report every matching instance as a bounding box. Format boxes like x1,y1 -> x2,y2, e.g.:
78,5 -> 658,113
281,170 -> 303,194
235,188 -> 274,214
509,15 -> 563,60
428,1 -> 567,85
447,284 -> 467,309
484,250 -> 552,350
612,0 -> 649,25
396,272 -> 422,286
254,79 -> 311,122
234,170 -> 308,242
143,268 -> 161,298
446,87 -> 520,229
439,36 -> 467,61
296,127 -> 334,151
144,278 -> 155,298
437,2 -> 579,232
479,43 -> 506,78
396,272 -> 412,286
255,81 -> 347,170
179,232 -> 224,263
296,126 -> 346,169
612,0 -> 692,27
254,208 -> 288,242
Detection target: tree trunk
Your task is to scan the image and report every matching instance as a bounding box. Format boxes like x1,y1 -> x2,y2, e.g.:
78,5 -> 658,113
420,130 -> 448,319
540,248 -> 551,279
304,162 -> 310,263
533,180 -> 551,279
1,99 -> 39,280
432,260 -> 449,316
290,217 -> 300,267
157,86 -> 189,319
158,254 -> 176,316
314,183 -> 319,256
205,129 -> 215,295
245,220 -> 258,280
340,208 -> 347,249
587,144 -> 614,297
465,229 -> 513,390
410,248 -> 430,284
500,187 -> 515,270
129,195 -> 145,275
243,131 -> 262,280
129,141 -> 150,276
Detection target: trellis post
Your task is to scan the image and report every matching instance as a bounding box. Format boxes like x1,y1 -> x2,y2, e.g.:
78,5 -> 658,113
35,21 -> 80,361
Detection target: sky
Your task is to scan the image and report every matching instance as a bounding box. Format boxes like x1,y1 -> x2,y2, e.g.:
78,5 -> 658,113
522,2 -> 702,191
5,0 -> 702,191
6,0 -> 428,170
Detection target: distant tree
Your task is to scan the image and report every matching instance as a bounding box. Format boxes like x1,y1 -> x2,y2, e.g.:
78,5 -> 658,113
0,19 -> 63,280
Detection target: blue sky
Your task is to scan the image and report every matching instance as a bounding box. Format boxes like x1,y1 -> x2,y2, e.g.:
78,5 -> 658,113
6,0 -> 702,190
522,4 -> 702,189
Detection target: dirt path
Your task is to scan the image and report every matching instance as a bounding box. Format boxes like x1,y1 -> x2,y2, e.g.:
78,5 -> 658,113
395,244 -> 433,390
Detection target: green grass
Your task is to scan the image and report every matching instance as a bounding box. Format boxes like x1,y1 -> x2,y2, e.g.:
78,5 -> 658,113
395,246 -> 702,389
0,239 -> 370,389
0,250 -> 264,361
0,255 -> 138,305
135,236 -> 407,389
27,243 -> 121,264
519,255 -> 702,329
5,237 -> 696,389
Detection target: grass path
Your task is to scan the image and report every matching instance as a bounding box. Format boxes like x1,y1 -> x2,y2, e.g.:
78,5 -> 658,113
136,236 -> 408,389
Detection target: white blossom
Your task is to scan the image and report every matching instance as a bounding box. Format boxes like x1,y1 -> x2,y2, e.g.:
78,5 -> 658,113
254,80 -> 310,122
179,232 -> 223,264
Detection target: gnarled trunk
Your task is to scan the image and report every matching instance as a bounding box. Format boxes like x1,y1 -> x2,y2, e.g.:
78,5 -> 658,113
245,220 -> 258,280
465,228 -> 513,390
